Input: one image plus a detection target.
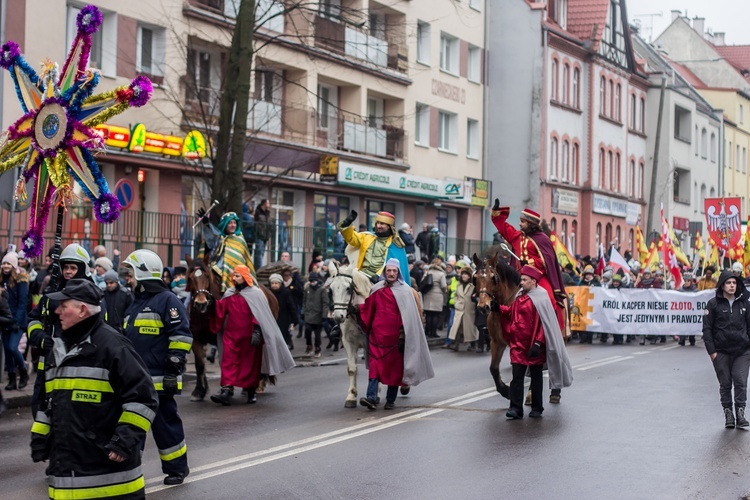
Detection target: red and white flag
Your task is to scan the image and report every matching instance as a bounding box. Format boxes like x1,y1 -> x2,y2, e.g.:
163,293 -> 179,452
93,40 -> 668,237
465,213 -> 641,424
595,242 -> 606,276
661,204 -> 683,289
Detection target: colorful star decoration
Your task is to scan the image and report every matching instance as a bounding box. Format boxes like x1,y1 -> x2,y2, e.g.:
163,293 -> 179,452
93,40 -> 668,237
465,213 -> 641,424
0,5 -> 152,257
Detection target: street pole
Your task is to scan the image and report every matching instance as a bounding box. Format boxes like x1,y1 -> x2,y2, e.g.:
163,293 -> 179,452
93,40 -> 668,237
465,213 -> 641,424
647,74 -> 667,240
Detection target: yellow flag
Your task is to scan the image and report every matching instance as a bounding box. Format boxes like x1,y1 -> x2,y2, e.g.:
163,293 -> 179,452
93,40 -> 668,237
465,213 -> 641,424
706,238 -> 720,269
668,227 -> 690,266
695,231 -> 705,260
635,226 -> 649,266
645,239 -> 660,270
551,232 -> 579,274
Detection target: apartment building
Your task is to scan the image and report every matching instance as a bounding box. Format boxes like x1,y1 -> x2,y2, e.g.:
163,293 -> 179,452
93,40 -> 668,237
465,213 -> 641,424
487,0 -> 647,257
0,0 -> 488,262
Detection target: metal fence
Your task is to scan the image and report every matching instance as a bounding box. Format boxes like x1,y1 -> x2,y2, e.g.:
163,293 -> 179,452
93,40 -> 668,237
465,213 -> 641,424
0,207 -> 491,271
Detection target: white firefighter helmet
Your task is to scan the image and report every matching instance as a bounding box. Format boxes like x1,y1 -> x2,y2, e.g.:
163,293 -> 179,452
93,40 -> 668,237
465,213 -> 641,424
59,243 -> 91,277
123,249 -> 163,282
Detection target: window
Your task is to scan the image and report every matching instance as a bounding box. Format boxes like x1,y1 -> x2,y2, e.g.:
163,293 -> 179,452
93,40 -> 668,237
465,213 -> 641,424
608,80 -> 614,117
738,145 -> 741,172
572,68 -> 580,108
366,97 -> 384,128
467,45 -> 481,83
317,83 -> 338,129
627,160 -> 634,196
607,151 -> 613,189
700,184 -> 707,212
613,153 -> 620,192
467,119 -> 479,158
551,59 -> 558,101
319,0 -> 341,20
614,84 -> 621,121
596,223 -> 602,245
67,5 -> 116,76
701,128 -> 708,159
415,103 -> 430,146
640,97 -> 645,131
561,140 -> 569,181
743,147 -> 747,173
638,162 -> 645,198
550,218 -> 557,233
571,220 -> 577,253
255,69 -> 282,103
440,33 -> 459,75
599,76 -> 606,115
629,229 -> 634,255
186,48 -> 219,103
629,94 -> 636,129
550,137 -> 558,179
314,193 -> 348,252
550,0 -> 567,29
741,104 -> 745,124
674,106 -> 692,142
136,25 -> 166,79
561,219 -> 568,241
417,21 -> 431,65
256,0 -> 285,32
599,148 -> 606,188
616,226 -> 621,248
571,143 -> 579,185
369,12 -> 386,41
729,141 -> 733,169
438,111 -> 457,152
694,125 -> 699,155
562,64 -> 569,104
711,133 -> 717,162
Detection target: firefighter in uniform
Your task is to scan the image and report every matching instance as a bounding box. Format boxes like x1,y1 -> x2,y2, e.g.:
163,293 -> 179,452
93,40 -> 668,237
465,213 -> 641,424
30,279 -> 158,499
122,249 -> 192,485
27,244 -> 96,416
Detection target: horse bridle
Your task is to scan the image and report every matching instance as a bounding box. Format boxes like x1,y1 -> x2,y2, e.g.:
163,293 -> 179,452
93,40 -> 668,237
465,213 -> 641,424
330,274 -> 357,317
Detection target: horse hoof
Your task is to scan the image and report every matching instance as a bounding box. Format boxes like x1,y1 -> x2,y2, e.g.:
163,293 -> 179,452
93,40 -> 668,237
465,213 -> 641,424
498,384 -> 510,400
344,400 -> 357,408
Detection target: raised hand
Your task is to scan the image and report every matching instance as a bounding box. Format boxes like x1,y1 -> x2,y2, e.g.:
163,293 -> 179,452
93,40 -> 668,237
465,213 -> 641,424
492,198 -> 500,211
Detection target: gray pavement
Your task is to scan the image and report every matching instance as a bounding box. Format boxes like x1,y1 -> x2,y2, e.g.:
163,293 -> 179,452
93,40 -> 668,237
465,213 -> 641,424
3,338 -> 750,499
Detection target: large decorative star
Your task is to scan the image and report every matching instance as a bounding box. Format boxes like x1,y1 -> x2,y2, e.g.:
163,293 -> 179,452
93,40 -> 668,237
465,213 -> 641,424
0,5 -> 152,257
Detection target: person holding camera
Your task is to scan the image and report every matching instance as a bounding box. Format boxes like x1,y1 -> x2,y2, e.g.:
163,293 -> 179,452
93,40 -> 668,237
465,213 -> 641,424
357,259 -> 434,411
122,249 -> 192,486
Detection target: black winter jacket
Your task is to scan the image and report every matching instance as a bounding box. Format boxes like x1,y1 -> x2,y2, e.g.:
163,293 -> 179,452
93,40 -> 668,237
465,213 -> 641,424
702,271 -> 750,356
271,286 -> 299,334
103,285 -> 133,333
30,316 -> 158,499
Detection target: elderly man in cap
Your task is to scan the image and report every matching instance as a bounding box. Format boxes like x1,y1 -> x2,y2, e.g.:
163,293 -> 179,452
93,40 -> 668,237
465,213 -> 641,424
30,279 -> 158,499
196,209 -> 255,292
498,266 -> 573,419
358,259 -> 434,410
491,200 -> 567,333
338,210 -> 410,284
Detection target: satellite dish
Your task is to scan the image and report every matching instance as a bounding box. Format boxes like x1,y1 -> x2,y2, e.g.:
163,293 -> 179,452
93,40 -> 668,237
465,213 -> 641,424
0,168 -> 32,212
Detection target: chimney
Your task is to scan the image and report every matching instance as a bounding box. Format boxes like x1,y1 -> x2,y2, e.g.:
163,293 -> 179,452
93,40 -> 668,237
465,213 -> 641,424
671,10 -> 681,22
693,17 -> 705,36
715,32 -> 726,46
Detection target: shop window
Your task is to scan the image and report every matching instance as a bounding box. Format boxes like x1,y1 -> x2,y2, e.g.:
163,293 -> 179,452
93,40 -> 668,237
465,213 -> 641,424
314,194 -> 350,257
366,200 -> 396,232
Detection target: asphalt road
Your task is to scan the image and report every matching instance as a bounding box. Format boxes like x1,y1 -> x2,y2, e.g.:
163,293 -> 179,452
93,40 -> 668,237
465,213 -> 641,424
2,339 -> 750,500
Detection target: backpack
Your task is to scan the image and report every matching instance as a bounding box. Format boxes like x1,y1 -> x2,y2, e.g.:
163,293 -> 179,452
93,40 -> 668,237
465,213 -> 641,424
420,273 -> 434,294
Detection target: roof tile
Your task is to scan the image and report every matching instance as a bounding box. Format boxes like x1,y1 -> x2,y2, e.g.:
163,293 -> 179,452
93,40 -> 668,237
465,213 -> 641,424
566,0 -> 609,47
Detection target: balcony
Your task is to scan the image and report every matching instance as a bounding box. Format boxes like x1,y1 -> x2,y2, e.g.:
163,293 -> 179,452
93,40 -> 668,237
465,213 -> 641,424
314,15 -> 407,73
317,111 -> 406,162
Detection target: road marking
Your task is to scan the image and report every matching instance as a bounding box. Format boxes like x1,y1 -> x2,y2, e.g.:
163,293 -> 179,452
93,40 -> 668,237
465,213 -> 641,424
572,356 -> 622,370
576,356 -> 633,371
145,387 -> 497,491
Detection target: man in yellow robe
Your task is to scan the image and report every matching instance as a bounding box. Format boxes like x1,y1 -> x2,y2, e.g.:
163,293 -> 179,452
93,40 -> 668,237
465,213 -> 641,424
198,210 -> 255,291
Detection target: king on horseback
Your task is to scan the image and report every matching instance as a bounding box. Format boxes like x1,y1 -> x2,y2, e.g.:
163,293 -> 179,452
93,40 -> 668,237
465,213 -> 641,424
197,209 -> 255,293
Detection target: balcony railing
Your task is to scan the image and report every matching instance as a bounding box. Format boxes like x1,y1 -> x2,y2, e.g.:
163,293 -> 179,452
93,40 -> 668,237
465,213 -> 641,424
314,15 -> 407,73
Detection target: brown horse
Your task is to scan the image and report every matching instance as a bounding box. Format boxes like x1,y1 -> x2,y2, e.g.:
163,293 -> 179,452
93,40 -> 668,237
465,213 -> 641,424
472,252 -> 521,400
186,256 -> 280,401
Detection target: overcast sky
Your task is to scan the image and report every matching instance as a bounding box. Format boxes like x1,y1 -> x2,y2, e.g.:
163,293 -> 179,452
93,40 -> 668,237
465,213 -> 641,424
626,0 -> 750,45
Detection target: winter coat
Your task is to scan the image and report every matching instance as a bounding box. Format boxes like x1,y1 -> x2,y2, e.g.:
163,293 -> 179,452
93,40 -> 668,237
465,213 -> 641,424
103,284 -> 133,333
254,206 -> 272,242
448,281 -> 479,342
702,271 -> 750,356
30,316 -> 158,500
422,266 -> 447,312
499,293 -> 546,366
0,290 -> 14,327
399,229 -> 416,255
302,283 -> 329,325
472,292 -> 487,330
1,273 -> 28,331
271,285 -> 299,334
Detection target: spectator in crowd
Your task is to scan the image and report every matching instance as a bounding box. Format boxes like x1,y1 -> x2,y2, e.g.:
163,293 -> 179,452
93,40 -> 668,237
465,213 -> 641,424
636,268 -> 665,345
415,223 -> 432,260
472,286 -> 490,354
254,199 -> 272,270
92,245 -> 120,270
241,201 -> 255,251
268,273 -> 299,350
102,270 -> 132,334
444,263 -> 458,332
698,266 -> 718,291
280,266 -> 304,339
308,250 -> 323,274
0,288 -> 13,415
422,258 -> 447,338
562,263 -> 578,287
410,256 -> 424,287
703,270 -> 750,429
161,267 -> 173,288
678,271 -> 698,346
93,256 -> 113,290
30,279 -> 158,498
399,223 -> 416,256
17,251 -> 37,296
577,265 -> 600,344
302,272 -> 329,357
170,266 -> 189,302
1,252 -> 28,390
445,266 -> 478,351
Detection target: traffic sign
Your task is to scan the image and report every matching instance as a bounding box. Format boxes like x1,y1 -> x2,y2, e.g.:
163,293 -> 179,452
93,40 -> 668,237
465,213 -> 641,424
114,179 -> 135,211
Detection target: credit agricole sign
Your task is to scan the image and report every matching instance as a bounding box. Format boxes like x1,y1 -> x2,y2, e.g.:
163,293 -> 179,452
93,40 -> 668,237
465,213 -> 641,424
338,161 -> 445,199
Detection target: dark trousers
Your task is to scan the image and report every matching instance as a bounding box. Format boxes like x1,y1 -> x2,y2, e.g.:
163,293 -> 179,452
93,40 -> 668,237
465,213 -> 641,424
476,327 -> 491,351
425,311 -> 441,337
305,323 -> 322,349
510,363 -> 543,415
150,394 -> 188,475
367,378 -> 398,403
712,350 -> 750,408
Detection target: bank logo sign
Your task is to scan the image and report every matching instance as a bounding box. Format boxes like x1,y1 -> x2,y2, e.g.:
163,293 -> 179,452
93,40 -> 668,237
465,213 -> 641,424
337,161 -> 458,201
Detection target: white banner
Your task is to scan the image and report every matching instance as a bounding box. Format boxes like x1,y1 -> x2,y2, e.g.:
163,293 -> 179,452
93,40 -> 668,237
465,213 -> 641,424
568,287 -> 715,336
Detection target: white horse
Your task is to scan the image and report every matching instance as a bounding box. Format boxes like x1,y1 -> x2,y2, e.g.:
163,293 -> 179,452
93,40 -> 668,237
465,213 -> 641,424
326,261 -> 372,408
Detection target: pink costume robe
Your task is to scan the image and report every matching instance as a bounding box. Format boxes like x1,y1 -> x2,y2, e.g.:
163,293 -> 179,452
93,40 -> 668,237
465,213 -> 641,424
359,285 -> 406,387
499,293 -> 546,366
212,292 -> 263,389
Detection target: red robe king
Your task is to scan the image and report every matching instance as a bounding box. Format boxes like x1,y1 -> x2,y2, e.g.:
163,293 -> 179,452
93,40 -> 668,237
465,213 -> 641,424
359,285 -> 406,387
492,206 -> 567,330
499,293 -> 547,366
212,293 -> 264,389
